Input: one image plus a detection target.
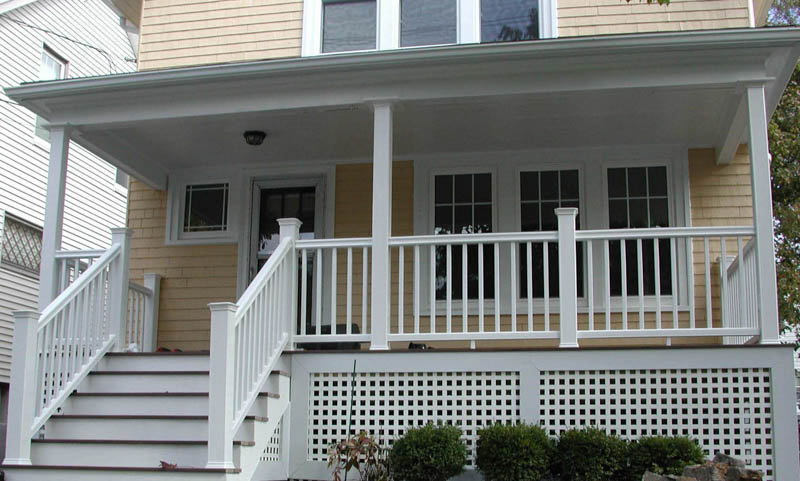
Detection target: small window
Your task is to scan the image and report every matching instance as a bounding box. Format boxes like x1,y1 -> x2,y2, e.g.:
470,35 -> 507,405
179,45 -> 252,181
35,48 -> 67,142
322,0 -> 377,53
400,0 -> 457,47
433,173 -> 494,300
519,169 -> 581,298
607,166 -> 671,296
1,215 -> 43,278
481,0 -> 540,43
183,183 -> 229,233
115,169 -> 130,190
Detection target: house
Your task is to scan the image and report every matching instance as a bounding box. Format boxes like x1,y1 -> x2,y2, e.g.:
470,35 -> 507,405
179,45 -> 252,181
0,0 -> 136,460
1,0 -> 800,479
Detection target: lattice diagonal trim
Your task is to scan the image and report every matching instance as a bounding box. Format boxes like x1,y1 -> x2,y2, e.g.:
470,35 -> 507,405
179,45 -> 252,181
308,371 -> 521,465
539,368 -> 773,481
1,216 -> 42,275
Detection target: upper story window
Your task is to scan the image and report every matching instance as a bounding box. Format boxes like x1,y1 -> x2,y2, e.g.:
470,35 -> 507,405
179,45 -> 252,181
35,47 -> 67,142
304,0 -> 556,56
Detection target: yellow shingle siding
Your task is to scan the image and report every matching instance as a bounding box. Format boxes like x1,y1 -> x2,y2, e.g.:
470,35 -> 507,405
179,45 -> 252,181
127,180 -> 238,351
137,0 -> 303,70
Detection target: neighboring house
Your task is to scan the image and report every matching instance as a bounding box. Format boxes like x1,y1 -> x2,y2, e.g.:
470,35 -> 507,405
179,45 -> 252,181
0,0 -> 135,459
2,1 -> 800,481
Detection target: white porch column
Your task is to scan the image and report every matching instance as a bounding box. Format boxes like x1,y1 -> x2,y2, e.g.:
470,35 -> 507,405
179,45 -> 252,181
556,208 -> 579,348
370,101 -> 393,350
745,84 -> 780,344
38,125 -> 70,310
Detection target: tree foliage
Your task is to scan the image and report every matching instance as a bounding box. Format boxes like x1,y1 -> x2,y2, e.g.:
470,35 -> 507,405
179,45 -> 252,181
769,0 -> 800,25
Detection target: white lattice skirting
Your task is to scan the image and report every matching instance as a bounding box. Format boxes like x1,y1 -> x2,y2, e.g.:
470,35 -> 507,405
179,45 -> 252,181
288,347 -> 798,481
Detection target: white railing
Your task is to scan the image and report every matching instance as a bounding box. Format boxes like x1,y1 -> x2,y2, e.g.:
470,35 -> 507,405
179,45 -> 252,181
4,228 -> 131,465
724,238 -> 758,344
293,238 -> 372,344
207,219 -> 299,469
54,249 -> 105,294
126,273 -> 161,351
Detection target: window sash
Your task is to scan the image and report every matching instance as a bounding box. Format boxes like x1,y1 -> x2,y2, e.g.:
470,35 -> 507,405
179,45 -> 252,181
183,183 -> 230,233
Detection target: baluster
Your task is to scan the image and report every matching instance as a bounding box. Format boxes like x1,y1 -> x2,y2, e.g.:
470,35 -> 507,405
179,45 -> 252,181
478,243 -> 484,333
737,237 -> 745,330
397,247 -> 403,335
719,237 -> 727,329
55,309 -> 67,393
587,240 -> 594,331
494,243 -> 500,332
331,248 -> 337,334
462,243 -> 468,333
315,248 -> 322,336
414,245 -> 420,334
446,244 -> 452,333
671,238 -> 679,328
637,238 -> 644,329
348,248 -> 354,335
362,248 -> 368,335
543,242 -> 550,331
621,240 -> 627,330
703,237 -> 711,329
654,238 -> 661,330
301,249 -> 308,336
687,237 -> 696,329
604,240 -> 611,330
526,242 -> 533,332
430,244 -> 436,334
510,243 -> 517,332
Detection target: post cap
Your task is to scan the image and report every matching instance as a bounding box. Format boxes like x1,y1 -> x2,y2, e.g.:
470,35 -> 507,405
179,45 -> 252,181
277,218 -> 303,228
554,207 -> 579,217
208,302 -> 238,313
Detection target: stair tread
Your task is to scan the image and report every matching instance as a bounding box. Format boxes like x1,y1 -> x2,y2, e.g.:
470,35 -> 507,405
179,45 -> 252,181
2,464 -> 240,473
105,352 -> 209,356
50,414 -> 268,422
70,391 -> 280,398
89,369 -> 289,376
32,439 -> 256,447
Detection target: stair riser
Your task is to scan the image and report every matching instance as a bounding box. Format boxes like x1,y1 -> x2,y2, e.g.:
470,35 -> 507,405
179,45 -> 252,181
44,417 -> 255,442
31,443 -> 240,468
98,355 -> 209,372
80,373 -> 209,393
60,396 -> 210,416
1,468 -> 229,481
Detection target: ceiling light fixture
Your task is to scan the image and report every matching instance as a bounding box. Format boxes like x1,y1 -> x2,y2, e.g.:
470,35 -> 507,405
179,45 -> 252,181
243,130 -> 267,146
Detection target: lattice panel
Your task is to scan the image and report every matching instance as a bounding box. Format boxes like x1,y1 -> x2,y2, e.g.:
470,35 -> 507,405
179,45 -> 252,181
1,216 -> 42,275
539,368 -> 773,480
308,371 -> 521,465
260,423 -> 281,462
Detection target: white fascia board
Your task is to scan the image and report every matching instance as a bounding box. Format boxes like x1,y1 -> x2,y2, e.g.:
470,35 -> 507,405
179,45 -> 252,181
0,0 -> 38,15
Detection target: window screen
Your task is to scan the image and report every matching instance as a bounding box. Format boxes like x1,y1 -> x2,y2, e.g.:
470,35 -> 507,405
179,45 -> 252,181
322,0 -> 377,53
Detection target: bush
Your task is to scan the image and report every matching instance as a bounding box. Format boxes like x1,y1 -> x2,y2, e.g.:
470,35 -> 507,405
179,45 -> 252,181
624,436 -> 705,480
553,427 -> 627,481
328,431 -> 390,481
476,423 -> 554,481
388,423 -> 467,481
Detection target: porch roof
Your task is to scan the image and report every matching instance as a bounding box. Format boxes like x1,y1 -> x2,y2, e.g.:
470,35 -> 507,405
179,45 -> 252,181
4,28 -> 800,189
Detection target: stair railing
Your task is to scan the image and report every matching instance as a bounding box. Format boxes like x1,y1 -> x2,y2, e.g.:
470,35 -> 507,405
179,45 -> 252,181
3,228 -> 131,465
207,218 -> 299,469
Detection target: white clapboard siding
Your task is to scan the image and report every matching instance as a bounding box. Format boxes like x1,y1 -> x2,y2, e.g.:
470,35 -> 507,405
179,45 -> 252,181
0,0 -> 136,382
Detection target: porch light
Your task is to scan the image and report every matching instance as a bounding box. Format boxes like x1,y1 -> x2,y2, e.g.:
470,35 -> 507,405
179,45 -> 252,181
243,130 -> 267,146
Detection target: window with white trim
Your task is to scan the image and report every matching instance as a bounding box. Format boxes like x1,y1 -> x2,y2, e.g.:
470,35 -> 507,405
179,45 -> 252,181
607,166 -> 672,296
433,173 -> 494,300
304,0 -> 554,55
183,183 -> 230,233
35,47 -> 67,142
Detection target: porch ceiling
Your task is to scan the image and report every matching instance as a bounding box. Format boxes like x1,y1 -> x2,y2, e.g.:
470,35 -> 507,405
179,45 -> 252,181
5,28 -> 800,188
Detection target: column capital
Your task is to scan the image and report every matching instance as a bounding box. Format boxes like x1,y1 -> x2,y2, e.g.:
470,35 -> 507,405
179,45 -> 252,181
365,99 -> 397,111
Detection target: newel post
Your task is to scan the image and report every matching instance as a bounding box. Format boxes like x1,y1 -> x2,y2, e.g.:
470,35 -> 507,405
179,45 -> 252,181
108,228 -> 132,352
4,311 -> 40,465
142,273 -> 161,352
207,302 -> 238,469
278,218 -> 301,350
556,208 -> 579,348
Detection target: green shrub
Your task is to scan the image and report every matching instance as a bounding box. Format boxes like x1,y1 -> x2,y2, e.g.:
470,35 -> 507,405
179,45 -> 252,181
476,423 -> 554,481
553,427 -> 627,481
388,423 -> 467,481
624,436 -> 705,480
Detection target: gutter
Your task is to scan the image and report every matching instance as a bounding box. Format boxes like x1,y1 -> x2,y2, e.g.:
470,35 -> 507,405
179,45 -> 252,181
6,27 -> 800,102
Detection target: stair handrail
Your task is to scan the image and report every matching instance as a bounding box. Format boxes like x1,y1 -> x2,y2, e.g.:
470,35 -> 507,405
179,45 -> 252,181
4,228 -> 132,466
207,218 -> 300,469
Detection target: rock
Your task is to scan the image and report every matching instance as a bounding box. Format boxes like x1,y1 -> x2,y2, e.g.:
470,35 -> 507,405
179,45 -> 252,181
683,463 -> 726,481
641,471 -> 693,481
725,466 -> 763,481
713,453 -> 746,468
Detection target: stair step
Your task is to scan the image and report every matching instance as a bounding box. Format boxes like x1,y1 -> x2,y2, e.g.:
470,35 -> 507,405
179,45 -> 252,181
98,353 -> 209,372
80,371 -> 209,393
60,391 -> 279,416
2,465 -> 236,481
44,414 -> 266,441
31,439 -> 250,468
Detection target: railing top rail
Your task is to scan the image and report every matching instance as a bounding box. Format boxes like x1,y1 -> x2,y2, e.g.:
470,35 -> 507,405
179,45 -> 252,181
389,231 -> 559,245
296,237 -> 373,248
54,249 -> 107,259
39,243 -> 121,332
235,238 -> 292,321
575,226 -> 755,241
128,281 -> 153,297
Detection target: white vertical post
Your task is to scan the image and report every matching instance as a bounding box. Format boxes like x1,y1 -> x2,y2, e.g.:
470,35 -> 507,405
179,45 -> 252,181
207,302 -> 238,469
3,311 -> 40,465
279,218 -> 301,349
108,228 -> 132,352
370,101 -> 393,350
39,126 -> 70,310
142,273 -> 161,352
746,84 -> 780,344
556,208 -> 579,348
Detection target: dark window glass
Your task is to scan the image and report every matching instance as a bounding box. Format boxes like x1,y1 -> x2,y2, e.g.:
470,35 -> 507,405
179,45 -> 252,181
607,166 -> 672,296
183,183 -> 229,233
519,170 -> 582,298
401,0 -> 457,47
322,0 -> 377,53
481,0 -> 539,42
434,173 -> 494,300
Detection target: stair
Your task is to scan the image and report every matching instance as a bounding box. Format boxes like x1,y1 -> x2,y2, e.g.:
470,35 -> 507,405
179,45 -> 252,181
2,352 -> 290,481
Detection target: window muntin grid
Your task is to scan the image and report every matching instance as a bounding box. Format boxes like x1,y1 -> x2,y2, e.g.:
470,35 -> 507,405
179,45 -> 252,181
183,183 -> 229,233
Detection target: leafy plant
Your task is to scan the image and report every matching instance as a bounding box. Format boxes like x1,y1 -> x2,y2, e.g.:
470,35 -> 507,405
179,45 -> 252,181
624,436 -> 705,480
388,423 -> 467,481
553,427 -> 627,481
476,423 -> 554,481
328,431 -> 390,481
